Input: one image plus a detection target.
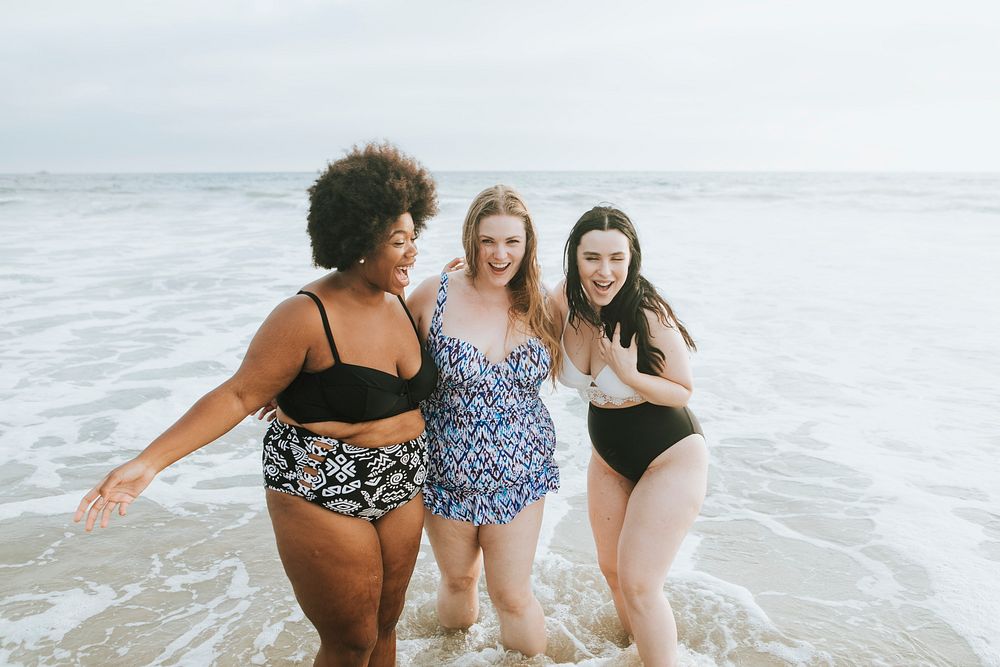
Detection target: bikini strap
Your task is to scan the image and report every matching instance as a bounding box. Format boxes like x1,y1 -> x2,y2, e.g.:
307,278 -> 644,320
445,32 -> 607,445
397,295 -> 420,336
429,272 -> 449,337
297,290 -> 341,363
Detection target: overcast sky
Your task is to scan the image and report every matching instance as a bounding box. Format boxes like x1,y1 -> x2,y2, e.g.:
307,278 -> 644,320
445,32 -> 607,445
2,1 -> 999,172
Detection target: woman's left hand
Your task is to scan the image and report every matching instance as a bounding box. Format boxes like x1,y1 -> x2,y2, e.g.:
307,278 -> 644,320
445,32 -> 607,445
598,323 -> 638,383
254,398 -> 278,422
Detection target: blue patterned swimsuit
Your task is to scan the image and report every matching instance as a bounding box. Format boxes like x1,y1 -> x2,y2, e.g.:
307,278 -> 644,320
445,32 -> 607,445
422,273 -> 559,525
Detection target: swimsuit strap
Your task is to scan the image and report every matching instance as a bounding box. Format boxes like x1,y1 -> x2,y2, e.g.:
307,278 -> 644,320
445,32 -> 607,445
397,295 -> 420,337
429,273 -> 449,338
560,309 -> 572,346
297,290 -> 341,363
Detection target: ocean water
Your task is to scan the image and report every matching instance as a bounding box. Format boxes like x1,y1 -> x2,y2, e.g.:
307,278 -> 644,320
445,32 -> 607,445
1,171 -> 998,666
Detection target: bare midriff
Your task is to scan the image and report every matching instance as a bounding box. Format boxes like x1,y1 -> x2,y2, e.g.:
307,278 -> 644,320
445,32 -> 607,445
276,407 -> 425,447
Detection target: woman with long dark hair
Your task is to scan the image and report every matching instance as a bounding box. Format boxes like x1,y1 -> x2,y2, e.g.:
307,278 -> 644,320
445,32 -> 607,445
553,205 -> 707,666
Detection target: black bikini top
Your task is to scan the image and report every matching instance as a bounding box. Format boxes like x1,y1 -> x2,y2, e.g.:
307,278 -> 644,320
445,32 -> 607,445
276,290 -> 438,425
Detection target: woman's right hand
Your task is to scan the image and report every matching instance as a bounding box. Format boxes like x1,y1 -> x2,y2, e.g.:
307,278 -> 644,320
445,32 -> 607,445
73,458 -> 158,531
254,398 -> 278,422
442,256 -> 465,272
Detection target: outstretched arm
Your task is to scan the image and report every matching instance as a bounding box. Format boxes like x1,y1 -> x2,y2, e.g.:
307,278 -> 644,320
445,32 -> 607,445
74,296 -> 311,530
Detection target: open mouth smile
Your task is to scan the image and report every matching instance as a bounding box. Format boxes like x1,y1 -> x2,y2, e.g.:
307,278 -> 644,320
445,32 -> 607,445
592,279 -> 614,294
395,264 -> 413,285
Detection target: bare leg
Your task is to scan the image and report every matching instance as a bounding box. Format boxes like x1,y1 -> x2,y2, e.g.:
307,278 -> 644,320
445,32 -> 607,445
617,434 -> 707,667
266,490 -> 382,667
424,509 -> 483,628
369,495 -> 425,667
587,451 -> 635,636
479,498 -> 547,656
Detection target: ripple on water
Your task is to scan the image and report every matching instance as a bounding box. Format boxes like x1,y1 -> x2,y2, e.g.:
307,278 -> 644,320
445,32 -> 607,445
76,416 -> 118,443
952,507 -> 1000,540
926,485 -> 990,502
979,541 -> 1000,563
38,387 -> 170,418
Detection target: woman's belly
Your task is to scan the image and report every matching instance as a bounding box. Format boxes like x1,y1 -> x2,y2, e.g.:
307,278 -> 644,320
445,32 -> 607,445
276,407 -> 425,447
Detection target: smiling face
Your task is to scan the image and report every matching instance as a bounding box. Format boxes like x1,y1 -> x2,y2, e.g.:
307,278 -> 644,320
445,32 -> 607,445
576,229 -> 631,307
361,212 -> 417,295
474,214 -> 526,288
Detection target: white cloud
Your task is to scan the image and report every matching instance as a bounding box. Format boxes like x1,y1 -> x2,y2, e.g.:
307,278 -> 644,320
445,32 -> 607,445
2,0 -> 998,171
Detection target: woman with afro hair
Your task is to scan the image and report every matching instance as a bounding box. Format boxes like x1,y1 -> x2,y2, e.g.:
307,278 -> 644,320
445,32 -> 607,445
76,142 -> 440,666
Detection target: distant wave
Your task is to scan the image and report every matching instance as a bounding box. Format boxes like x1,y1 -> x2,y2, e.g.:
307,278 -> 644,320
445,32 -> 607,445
2,172 -> 998,219
0,273 -> 53,284
196,185 -> 240,192
244,191 -> 293,199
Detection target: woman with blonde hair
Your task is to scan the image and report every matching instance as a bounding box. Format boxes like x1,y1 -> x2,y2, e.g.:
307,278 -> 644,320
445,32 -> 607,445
407,184 -> 560,656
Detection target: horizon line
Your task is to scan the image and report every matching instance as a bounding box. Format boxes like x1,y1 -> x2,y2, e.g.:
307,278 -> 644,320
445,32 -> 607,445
4,169 -> 1000,177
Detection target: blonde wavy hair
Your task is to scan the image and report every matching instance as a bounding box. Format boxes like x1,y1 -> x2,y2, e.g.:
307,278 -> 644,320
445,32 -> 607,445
461,185 -> 561,378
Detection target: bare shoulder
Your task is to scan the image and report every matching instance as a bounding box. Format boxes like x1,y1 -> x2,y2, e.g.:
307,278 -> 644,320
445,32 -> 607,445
263,292 -> 319,328
549,278 -> 568,313
445,268 -> 468,286
240,293 -> 318,366
245,295 -> 327,356
439,269 -> 473,301
643,305 -> 684,346
406,273 -> 442,310
552,278 -> 567,302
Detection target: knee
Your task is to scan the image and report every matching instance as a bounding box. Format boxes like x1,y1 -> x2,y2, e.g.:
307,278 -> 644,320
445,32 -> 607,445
490,585 -> 535,616
618,571 -> 663,609
377,615 -> 400,641
318,619 -> 378,657
377,597 -> 405,638
440,573 -> 479,596
597,559 -> 621,591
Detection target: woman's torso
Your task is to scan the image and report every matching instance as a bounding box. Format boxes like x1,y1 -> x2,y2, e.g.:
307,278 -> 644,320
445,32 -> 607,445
557,311 -> 645,409
276,281 -> 435,445
422,272 -> 556,488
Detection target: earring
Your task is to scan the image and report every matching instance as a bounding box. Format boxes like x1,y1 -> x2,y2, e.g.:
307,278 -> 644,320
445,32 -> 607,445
359,258 -> 365,264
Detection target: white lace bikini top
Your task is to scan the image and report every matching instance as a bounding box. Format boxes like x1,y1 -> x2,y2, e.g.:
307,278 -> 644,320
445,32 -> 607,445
557,318 -> 644,406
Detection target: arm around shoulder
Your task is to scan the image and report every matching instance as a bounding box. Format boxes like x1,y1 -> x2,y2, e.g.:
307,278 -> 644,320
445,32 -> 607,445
405,274 -> 442,341
548,278 -> 568,321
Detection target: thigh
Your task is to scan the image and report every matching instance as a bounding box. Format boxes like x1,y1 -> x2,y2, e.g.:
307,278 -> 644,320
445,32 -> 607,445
617,435 -> 708,581
424,509 -> 483,581
478,498 -> 545,595
373,494 -> 425,623
266,490 -> 382,634
587,451 -> 634,571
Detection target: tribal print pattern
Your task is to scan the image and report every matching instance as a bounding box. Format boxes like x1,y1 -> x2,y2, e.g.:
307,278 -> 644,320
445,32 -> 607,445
262,419 -> 427,521
422,272 -> 559,525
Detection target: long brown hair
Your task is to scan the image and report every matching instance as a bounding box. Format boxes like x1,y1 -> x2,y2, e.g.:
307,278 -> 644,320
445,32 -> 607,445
462,185 -> 561,377
565,206 -> 695,375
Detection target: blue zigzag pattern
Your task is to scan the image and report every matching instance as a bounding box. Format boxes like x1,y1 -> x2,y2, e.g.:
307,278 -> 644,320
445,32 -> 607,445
421,272 -> 559,526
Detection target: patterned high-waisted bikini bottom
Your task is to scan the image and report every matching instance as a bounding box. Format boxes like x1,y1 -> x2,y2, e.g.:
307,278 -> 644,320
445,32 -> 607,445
262,419 -> 428,521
